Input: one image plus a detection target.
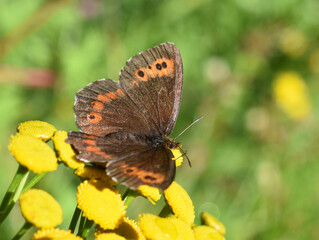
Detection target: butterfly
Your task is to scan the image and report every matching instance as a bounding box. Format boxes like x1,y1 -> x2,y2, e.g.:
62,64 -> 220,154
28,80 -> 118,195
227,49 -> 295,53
66,42 -> 183,190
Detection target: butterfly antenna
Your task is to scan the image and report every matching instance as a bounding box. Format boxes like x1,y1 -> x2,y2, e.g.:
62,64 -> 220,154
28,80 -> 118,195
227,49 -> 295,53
179,148 -> 191,167
174,116 -> 203,140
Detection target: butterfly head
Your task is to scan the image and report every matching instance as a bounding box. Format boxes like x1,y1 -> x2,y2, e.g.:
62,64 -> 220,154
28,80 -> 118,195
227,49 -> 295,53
163,136 -> 181,150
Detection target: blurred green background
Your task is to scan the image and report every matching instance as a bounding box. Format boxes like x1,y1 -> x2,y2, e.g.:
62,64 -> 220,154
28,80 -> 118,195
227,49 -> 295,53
1,0 -> 319,239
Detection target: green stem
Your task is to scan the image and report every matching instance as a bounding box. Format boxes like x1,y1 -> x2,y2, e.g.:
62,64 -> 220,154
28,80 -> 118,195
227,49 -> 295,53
121,188 -> 130,200
22,172 -> 46,193
69,206 -> 81,233
123,189 -> 138,206
159,203 -> 172,218
11,221 -> 33,240
0,165 -> 29,225
80,219 -> 94,239
77,214 -> 87,236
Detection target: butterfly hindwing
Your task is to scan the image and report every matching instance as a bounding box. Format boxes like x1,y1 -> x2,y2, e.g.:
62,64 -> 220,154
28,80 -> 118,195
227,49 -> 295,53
66,131 -> 153,162
107,147 -> 176,189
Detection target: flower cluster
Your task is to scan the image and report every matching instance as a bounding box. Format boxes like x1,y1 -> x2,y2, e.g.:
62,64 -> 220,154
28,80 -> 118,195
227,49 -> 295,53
0,120 -> 226,239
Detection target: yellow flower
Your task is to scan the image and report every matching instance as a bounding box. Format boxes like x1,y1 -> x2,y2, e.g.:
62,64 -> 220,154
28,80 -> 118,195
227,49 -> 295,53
138,185 -> 161,205
164,181 -> 195,225
17,120 -> 57,141
139,214 -> 195,240
32,228 -> 83,240
201,212 -> 226,235
74,165 -> 116,186
52,131 -> 85,169
8,134 -> 58,173
95,217 -> 145,240
76,180 -> 126,229
193,226 -> 225,240
95,232 -> 126,240
19,189 -> 62,228
171,148 -> 183,167
273,71 -> 312,120
279,28 -> 308,58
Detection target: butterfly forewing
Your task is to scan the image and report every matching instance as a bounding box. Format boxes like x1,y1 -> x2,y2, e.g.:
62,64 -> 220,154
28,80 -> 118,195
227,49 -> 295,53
119,42 -> 183,135
74,79 -> 153,136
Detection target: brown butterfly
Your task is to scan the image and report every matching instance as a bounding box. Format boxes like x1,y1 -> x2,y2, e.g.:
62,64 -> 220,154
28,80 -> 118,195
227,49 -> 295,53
66,43 -> 183,190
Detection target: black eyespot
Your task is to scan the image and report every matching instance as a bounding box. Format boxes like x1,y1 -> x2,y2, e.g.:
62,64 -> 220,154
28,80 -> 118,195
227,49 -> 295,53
126,169 -> 133,173
144,175 -> 156,181
89,115 -> 95,119
147,65 -> 152,69
162,62 -> 167,68
156,63 -> 162,70
138,70 -> 144,77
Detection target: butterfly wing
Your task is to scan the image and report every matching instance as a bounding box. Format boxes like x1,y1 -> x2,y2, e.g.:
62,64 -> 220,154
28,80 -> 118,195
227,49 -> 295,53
73,79 -> 154,137
66,132 -> 175,189
107,146 -> 175,189
66,131 -> 152,162
119,42 -> 183,135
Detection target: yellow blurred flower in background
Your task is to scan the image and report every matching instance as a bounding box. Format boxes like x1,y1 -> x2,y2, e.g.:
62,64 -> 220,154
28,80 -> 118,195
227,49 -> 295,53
309,49 -> 319,75
273,71 -> 312,120
279,28 -> 308,58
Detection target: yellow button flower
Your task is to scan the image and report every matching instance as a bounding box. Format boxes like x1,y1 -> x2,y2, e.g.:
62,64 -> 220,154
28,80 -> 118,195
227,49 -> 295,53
193,226 -> 225,240
139,214 -> 195,240
74,165 -> 115,186
52,131 -> 85,169
138,185 -> 161,205
171,148 -> 183,167
95,217 -> 145,240
17,120 -> 57,141
32,228 -> 83,240
201,212 -> 226,235
95,232 -> 126,240
76,180 -> 126,229
8,134 -> 58,173
19,189 -> 62,228
273,71 -> 312,120
164,181 -> 195,225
